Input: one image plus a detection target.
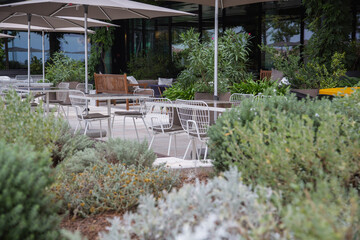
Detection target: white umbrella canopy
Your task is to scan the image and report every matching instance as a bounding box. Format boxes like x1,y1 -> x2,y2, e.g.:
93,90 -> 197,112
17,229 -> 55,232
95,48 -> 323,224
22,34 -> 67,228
166,0 -> 277,99
0,12 -> 118,29
166,0 -> 275,8
0,32 -> 15,38
0,0 -> 194,92
0,10 -> 118,86
0,22 -> 96,82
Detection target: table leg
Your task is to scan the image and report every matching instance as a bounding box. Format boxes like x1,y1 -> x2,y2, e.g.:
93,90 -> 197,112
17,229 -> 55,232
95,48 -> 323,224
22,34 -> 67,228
107,99 -> 112,138
192,139 -> 196,160
46,92 -> 49,115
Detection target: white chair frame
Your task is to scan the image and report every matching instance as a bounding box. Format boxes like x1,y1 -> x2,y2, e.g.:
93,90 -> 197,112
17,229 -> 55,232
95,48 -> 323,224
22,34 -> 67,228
176,99 -> 210,161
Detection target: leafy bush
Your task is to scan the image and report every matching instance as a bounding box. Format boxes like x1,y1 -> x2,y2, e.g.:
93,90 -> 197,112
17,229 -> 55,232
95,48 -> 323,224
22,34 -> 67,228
0,91 -> 63,152
0,141 -> 61,239
176,28 -> 252,93
283,178 -> 360,239
230,75 -> 289,95
262,45 -> 348,89
95,138 -> 157,168
51,123 -> 95,166
53,162 -> 179,217
208,94 -> 360,199
46,51 -> 85,85
99,168 -> 283,240
163,82 -> 195,100
30,56 -> 43,75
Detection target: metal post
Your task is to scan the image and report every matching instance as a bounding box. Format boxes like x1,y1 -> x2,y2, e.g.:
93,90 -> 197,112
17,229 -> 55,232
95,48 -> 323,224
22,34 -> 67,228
84,5 -> 88,94
214,0 -> 219,100
27,13 -> 31,88
42,31 -> 45,82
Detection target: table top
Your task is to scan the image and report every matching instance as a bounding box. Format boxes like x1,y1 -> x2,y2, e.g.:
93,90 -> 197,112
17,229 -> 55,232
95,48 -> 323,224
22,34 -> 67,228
147,100 -> 231,113
70,93 -> 152,101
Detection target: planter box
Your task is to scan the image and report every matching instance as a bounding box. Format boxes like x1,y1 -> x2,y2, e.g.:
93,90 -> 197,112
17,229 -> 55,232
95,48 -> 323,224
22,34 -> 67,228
290,89 -> 319,98
194,92 -> 231,101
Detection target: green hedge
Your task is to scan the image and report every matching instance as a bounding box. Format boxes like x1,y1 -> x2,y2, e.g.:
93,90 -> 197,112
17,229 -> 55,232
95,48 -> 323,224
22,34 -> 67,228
208,93 -> 360,199
0,141 -> 61,239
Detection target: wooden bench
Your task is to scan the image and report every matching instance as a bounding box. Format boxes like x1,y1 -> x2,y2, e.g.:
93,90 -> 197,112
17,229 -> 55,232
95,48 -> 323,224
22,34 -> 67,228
94,73 -> 147,110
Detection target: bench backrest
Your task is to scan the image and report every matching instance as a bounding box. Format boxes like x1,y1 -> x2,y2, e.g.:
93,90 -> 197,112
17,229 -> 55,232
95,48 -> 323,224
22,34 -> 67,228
94,73 -> 128,94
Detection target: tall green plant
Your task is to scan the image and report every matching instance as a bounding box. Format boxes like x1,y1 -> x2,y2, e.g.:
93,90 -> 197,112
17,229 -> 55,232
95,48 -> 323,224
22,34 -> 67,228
303,0 -> 352,66
45,51 -> 85,85
177,28 -> 252,93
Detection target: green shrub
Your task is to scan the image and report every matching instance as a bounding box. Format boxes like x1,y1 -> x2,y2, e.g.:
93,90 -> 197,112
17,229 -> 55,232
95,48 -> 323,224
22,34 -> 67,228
99,167 -> 283,239
58,148 -> 102,174
0,141 -> 61,239
283,178 -> 360,239
46,51 -> 85,86
230,75 -> 289,95
0,91 -> 63,152
95,138 -> 156,168
51,123 -> 95,166
163,82 -> 195,100
53,162 -> 180,217
208,94 -> 360,199
30,56 -> 42,75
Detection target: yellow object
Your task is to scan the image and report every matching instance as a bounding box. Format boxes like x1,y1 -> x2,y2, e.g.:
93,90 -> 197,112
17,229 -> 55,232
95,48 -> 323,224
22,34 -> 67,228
319,87 -> 360,96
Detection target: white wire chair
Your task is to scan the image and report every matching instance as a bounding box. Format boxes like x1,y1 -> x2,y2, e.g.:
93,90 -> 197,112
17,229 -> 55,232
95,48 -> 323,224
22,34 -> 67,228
175,99 -> 210,160
145,98 -> 185,156
112,89 -> 154,142
229,93 -> 254,106
69,90 -> 111,138
75,83 -> 93,93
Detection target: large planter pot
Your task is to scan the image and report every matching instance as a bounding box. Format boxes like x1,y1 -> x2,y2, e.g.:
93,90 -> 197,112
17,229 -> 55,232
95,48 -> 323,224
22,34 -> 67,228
194,92 -> 231,101
290,89 -> 319,98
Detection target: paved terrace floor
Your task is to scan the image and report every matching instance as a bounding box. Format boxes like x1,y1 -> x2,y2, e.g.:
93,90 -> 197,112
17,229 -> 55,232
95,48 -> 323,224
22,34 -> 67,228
61,102 -> 213,170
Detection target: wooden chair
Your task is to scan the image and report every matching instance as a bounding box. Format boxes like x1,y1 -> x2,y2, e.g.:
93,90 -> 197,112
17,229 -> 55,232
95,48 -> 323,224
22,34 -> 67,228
260,70 -> 272,81
94,73 -> 147,110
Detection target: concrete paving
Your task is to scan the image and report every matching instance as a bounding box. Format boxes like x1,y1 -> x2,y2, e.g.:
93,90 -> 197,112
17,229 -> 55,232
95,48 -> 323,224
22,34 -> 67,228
61,102 -> 213,169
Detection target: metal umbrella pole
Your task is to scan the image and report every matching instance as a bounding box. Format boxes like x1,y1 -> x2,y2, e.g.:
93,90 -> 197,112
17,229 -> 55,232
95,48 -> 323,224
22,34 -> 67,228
27,13 -> 31,88
214,0 -> 218,101
42,30 -> 45,83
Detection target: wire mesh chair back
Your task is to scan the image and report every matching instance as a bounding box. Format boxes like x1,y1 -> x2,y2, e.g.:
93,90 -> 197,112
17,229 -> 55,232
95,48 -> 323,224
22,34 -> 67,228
75,83 -> 93,93
69,90 -> 86,108
144,98 -> 174,131
175,99 -> 210,137
230,93 -> 254,106
57,82 -> 70,102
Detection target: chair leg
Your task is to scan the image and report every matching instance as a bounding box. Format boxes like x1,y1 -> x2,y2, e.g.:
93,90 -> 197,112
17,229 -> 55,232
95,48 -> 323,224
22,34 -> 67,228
168,135 -> 172,156
148,134 -> 155,150
99,120 -> 103,139
133,117 -> 139,142
174,134 -> 177,157
84,121 -> 89,135
183,139 -> 192,160
204,144 -> 208,161
123,116 -> 126,139
141,117 -> 151,139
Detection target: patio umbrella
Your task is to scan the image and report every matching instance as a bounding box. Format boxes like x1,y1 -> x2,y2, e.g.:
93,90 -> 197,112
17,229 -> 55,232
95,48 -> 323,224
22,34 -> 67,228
166,0 -> 277,100
0,32 -> 14,38
0,22 -> 98,82
0,0 -> 194,93
0,11 -> 118,86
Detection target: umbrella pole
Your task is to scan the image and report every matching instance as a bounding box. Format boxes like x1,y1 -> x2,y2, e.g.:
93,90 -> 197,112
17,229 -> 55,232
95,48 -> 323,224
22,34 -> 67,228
214,0 -> 218,101
42,31 -> 45,83
84,5 -> 88,94
27,13 -> 31,88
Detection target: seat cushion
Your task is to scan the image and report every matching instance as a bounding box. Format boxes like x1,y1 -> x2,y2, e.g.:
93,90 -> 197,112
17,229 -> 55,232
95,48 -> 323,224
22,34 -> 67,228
59,102 -> 72,106
114,111 -> 142,116
153,124 -> 184,133
189,132 -> 208,138
80,113 -> 110,119
49,100 -> 63,104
